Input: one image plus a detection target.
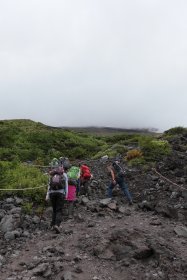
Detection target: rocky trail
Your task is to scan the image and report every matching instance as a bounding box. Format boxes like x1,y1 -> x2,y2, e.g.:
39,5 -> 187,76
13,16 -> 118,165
0,198 -> 187,280
1,144 -> 187,280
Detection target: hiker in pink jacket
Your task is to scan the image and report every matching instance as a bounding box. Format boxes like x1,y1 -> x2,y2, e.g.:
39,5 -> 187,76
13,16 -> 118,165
66,165 -> 80,218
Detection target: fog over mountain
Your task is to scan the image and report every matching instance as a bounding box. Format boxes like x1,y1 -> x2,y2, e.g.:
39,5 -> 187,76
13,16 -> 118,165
0,0 -> 187,132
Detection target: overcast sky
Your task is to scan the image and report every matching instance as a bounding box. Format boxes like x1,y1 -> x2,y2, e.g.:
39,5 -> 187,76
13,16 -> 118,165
0,0 -> 187,132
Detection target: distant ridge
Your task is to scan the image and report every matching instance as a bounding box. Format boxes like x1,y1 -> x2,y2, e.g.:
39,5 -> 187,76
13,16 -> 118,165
0,119 -> 158,135
60,126 -> 158,135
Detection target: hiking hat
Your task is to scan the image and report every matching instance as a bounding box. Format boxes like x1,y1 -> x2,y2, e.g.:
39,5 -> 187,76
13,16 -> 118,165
50,158 -> 59,167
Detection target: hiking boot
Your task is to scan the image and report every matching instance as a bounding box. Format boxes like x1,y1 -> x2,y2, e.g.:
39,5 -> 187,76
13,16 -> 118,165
68,215 -> 73,219
54,225 -> 61,234
129,200 -> 133,206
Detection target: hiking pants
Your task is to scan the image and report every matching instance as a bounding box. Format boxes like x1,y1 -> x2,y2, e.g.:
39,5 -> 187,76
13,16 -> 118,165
76,179 -> 81,196
68,201 -> 74,217
49,192 -> 65,226
107,178 -> 132,203
80,179 -> 90,196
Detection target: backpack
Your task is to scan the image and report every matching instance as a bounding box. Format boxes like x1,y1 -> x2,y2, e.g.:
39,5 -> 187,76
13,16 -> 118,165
81,165 -> 91,180
67,166 -> 80,179
112,161 -> 125,179
49,167 -> 65,190
67,166 -> 80,186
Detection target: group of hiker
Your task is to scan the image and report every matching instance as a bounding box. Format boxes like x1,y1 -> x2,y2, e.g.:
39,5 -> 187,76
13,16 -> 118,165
46,157 -> 133,234
45,157 -> 92,233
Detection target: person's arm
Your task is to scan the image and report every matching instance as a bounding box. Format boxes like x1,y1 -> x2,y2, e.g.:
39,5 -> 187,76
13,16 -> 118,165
77,169 -> 81,179
107,165 -> 116,184
111,169 -> 116,184
64,173 -> 68,198
45,179 -> 50,201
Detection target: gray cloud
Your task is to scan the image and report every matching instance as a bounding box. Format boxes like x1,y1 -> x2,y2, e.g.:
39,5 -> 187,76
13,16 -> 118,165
0,0 -> 187,132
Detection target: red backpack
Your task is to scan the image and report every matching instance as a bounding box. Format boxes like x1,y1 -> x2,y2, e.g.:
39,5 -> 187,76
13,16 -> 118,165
81,165 -> 91,180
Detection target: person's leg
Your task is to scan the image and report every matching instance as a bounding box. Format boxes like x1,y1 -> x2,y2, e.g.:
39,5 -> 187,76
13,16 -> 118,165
55,193 -> 65,227
107,181 -> 114,198
84,180 -> 90,196
79,179 -> 84,195
87,185 -> 92,198
68,201 -> 74,218
118,180 -> 133,203
76,179 -> 80,196
80,180 -> 87,195
67,185 -> 75,218
49,192 -> 57,227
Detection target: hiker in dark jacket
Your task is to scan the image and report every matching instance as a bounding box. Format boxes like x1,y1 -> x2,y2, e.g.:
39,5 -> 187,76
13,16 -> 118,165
107,160 -> 133,205
46,165 -> 68,233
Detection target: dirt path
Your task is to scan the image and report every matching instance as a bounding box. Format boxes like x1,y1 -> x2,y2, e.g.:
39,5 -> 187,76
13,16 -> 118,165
1,204 -> 187,280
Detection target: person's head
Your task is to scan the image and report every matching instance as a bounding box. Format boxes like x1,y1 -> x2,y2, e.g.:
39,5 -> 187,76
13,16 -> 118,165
63,158 -> 71,169
63,164 -> 71,172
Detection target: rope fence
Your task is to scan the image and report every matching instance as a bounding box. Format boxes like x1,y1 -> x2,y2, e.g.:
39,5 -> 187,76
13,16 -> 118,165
0,185 -> 47,191
152,168 -> 186,191
24,164 -> 50,168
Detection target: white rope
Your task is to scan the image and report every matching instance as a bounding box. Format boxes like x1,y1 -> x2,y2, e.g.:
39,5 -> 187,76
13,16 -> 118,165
24,164 -> 50,168
152,168 -> 186,191
0,185 -> 47,191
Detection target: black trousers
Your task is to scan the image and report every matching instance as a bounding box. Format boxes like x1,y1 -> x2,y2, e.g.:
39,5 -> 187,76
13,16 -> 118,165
79,179 -> 90,195
49,192 -> 65,226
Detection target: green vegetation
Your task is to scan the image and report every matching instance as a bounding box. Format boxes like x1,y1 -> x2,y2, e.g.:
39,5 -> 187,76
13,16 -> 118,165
164,126 -> 187,136
22,201 -> 34,215
138,137 -> 171,161
0,119 -> 105,162
0,160 -> 48,202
